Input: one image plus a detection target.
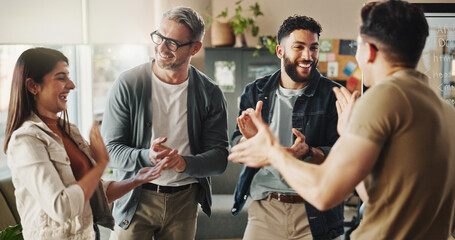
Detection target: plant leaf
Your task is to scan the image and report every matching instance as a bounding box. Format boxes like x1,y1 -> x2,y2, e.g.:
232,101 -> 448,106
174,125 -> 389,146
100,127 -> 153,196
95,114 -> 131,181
217,7 -> 228,18
251,2 -> 263,17
252,25 -> 259,37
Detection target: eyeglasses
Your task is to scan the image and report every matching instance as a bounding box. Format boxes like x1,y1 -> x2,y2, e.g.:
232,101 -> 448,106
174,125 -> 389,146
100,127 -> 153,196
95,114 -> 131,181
150,31 -> 194,52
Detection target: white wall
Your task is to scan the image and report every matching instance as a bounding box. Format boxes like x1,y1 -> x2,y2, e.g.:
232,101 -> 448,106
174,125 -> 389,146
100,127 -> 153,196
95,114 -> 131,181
88,0 -> 156,44
0,0 -> 83,44
210,0 -> 455,47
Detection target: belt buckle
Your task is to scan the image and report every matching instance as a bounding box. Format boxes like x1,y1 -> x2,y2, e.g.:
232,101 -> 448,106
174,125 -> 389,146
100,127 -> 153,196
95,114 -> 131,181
277,193 -> 282,201
157,185 -> 160,193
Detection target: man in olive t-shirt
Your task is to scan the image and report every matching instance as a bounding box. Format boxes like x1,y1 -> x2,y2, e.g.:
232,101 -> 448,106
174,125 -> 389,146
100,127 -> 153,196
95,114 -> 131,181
228,1 -> 455,239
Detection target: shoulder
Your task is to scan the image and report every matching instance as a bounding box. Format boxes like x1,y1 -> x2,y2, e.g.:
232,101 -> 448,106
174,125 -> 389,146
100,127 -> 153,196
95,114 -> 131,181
189,66 -> 218,89
109,62 -> 152,99
114,62 -> 152,89
244,70 -> 280,92
118,62 -> 151,80
8,120 -> 48,151
189,66 -> 224,98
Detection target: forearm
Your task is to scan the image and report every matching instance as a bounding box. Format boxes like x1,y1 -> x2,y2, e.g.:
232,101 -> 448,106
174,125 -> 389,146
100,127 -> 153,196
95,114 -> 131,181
271,147 -> 325,207
183,148 -> 228,177
105,177 -> 140,203
272,134 -> 378,211
77,162 -> 108,202
106,143 -> 151,171
305,147 -> 325,165
355,181 -> 369,202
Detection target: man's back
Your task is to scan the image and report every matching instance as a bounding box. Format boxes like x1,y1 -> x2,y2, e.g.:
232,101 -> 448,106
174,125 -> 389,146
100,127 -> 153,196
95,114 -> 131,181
348,70 -> 455,239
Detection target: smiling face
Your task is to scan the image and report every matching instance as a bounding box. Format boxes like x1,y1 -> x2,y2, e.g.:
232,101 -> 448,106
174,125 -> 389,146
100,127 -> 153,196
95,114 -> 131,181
154,18 -> 197,71
32,61 -> 75,119
278,29 -> 319,88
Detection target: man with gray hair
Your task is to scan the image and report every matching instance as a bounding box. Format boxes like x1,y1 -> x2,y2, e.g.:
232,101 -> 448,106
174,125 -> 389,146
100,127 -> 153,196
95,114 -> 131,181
101,6 -> 229,239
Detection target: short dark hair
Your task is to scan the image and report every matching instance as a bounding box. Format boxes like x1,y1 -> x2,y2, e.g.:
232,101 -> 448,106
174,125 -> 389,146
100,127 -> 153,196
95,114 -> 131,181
360,0 -> 429,67
277,15 -> 322,44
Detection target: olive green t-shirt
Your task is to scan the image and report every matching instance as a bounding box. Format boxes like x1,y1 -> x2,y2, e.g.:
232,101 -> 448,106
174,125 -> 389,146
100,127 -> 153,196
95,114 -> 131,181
347,70 -> 455,239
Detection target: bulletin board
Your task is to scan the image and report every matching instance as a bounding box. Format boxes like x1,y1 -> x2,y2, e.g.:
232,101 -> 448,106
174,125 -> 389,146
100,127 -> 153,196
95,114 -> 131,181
318,39 -> 362,92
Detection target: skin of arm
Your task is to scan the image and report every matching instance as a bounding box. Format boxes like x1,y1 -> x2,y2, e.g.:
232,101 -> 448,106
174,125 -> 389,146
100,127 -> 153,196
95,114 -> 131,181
238,101 -> 325,164
229,87 -> 377,210
83,122 -> 167,203
105,159 -> 166,203
271,133 -> 379,210
229,113 -> 380,210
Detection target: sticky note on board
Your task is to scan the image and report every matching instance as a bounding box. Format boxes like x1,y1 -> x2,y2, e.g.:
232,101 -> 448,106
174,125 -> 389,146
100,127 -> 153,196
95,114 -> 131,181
347,76 -> 359,92
352,67 -> 362,80
327,53 -> 336,62
328,62 -> 338,77
319,53 -> 327,62
320,39 -> 333,53
343,61 -> 357,76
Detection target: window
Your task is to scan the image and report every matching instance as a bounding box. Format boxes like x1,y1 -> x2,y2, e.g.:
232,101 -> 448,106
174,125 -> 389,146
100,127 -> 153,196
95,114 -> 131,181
0,44 -> 151,168
92,44 -> 151,120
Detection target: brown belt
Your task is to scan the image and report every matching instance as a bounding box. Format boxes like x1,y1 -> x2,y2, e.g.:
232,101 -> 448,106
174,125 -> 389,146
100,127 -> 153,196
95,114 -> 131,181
270,192 -> 304,203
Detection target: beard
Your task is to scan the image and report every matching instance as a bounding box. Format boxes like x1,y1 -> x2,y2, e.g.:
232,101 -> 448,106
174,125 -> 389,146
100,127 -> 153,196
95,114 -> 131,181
154,46 -> 186,70
283,53 -> 318,83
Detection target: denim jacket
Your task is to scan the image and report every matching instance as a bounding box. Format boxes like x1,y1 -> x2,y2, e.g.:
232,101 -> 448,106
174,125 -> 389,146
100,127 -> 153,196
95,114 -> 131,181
231,69 -> 344,239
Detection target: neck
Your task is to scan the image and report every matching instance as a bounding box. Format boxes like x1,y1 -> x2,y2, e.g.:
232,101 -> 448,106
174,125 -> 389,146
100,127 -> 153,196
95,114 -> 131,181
370,59 -> 413,86
152,61 -> 190,85
35,107 -> 59,121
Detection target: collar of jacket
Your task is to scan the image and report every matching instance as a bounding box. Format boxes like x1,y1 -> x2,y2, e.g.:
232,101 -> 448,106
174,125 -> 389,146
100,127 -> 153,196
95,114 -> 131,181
26,112 -> 96,166
257,68 -> 323,97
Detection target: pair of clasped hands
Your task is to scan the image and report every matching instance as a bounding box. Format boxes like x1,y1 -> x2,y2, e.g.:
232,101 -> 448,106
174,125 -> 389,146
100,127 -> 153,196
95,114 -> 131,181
228,87 -> 359,168
149,137 -> 187,173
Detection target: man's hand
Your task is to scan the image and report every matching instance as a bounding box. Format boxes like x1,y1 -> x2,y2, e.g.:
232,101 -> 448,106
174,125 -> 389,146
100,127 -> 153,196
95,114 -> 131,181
284,128 -> 310,159
89,121 -> 109,167
149,137 -> 172,165
333,87 -> 360,135
229,103 -> 283,168
237,101 -> 263,139
162,149 -> 187,173
149,137 -> 187,172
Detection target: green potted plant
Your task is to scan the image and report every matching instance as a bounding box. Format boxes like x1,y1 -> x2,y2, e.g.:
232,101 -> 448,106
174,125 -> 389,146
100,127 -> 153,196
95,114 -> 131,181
0,224 -> 23,240
254,35 -> 278,56
207,0 -> 263,47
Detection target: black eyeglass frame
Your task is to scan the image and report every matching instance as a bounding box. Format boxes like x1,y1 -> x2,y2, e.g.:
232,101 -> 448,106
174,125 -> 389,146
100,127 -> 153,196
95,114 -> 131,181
150,31 -> 195,52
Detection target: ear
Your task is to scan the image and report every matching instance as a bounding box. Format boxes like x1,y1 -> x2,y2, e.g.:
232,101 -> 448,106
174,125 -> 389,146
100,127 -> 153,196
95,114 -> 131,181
26,78 -> 39,95
276,44 -> 284,59
190,42 -> 202,56
367,43 -> 378,63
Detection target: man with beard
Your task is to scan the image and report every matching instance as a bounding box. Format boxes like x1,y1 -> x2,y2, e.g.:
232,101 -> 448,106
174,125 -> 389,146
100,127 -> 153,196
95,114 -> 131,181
231,15 -> 343,239
101,6 -> 228,240
229,1 -> 455,239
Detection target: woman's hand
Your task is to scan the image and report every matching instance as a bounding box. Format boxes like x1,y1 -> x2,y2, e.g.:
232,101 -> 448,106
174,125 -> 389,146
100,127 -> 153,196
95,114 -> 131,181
134,159 -> 167,185
89,121 -> 109,167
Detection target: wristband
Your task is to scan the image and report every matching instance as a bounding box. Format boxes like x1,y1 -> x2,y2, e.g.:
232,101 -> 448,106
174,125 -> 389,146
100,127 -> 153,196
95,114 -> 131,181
305,145 -> 313,159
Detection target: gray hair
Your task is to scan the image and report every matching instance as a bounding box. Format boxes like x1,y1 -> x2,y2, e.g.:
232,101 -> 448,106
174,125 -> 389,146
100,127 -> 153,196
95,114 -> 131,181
163,6 -> 205,42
